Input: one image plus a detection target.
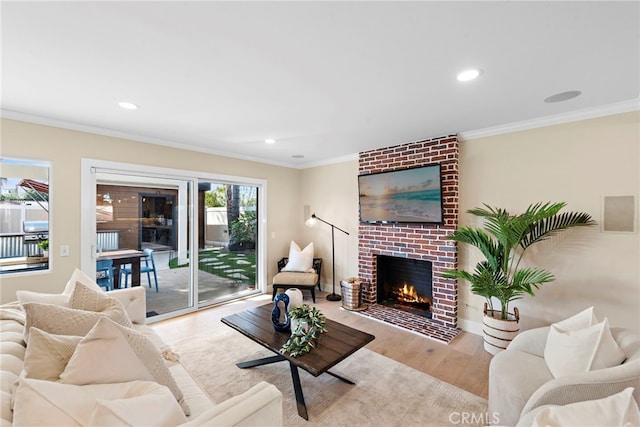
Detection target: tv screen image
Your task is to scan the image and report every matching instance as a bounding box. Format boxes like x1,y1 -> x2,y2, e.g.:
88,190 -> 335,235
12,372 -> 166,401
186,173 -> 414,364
358,164 -> 443,224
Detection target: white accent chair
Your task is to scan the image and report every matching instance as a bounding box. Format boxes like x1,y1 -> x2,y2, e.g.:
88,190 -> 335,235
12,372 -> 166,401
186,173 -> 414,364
488,326 -> 640,426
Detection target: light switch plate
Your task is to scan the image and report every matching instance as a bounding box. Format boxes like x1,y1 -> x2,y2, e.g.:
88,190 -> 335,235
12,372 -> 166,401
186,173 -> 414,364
60,245 -> 70,257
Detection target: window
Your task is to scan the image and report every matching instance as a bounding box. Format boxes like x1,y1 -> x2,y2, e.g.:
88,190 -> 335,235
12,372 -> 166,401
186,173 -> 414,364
0,157 -> 51,274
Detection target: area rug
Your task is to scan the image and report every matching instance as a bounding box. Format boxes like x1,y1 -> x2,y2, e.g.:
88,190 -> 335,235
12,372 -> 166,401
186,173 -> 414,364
172,326 -> 488,426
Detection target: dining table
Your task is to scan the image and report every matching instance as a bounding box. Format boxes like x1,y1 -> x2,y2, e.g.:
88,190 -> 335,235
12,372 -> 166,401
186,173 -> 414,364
97,249 -> 146,289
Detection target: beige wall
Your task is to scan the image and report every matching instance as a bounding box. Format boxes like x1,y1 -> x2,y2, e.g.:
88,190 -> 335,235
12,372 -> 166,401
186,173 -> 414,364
2,112 -> 638,334
0,118 -> 301,302
299,160 -> 360,291
458,111 -> 639,333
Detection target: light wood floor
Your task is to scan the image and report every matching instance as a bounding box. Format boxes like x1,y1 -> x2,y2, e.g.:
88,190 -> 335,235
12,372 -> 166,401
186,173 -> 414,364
152,291 -> 492,399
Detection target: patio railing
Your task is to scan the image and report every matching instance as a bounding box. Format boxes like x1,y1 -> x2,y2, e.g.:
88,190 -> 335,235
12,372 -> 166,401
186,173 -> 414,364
0,230 -> 120,258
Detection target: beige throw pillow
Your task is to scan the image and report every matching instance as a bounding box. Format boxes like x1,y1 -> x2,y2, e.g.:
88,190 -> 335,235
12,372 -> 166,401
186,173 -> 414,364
60,317 -> 190,416
63,268 -> 105,294
22,282 -> 132,343
16,269 -> 104,309
544,307 -> 626,377
23,328 -> 82,381
16,290 -> 70,307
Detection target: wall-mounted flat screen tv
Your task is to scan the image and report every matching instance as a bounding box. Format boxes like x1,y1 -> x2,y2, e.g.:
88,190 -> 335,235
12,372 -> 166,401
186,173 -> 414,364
358,164 -> 443,224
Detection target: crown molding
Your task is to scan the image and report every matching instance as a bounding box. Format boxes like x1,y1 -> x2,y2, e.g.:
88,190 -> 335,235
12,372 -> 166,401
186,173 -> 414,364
459,99 -> 640,141
0,109 -> 300,169
3,99 -> 639,169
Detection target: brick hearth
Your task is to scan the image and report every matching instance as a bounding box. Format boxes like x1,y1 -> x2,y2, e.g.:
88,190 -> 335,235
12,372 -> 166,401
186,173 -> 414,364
357,135 -> 460,339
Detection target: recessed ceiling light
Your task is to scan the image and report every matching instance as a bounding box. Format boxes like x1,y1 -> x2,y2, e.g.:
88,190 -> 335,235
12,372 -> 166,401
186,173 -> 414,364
118,101 -> 139,110
457,68 -> 483,82
292,155 -> 304,159
265,138 -> 276,144
544,90 -> 582,103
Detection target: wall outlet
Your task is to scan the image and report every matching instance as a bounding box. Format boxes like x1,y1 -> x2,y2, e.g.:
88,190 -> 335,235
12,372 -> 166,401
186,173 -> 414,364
60,245 -> 70,257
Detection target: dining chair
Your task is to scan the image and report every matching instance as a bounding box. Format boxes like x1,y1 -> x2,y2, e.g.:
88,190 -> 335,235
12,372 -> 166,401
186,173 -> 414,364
96,259 -> 114,291
121,248 -> 159,292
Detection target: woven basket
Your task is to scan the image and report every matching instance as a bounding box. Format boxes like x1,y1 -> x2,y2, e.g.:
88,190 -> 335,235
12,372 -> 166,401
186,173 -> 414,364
340,280 -> 362,310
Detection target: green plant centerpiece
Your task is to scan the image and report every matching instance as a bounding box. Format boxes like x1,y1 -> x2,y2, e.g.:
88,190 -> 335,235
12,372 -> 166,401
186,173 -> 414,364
280,304 -> 328,358
442,202 -> 594,353
443,202 -> 595,319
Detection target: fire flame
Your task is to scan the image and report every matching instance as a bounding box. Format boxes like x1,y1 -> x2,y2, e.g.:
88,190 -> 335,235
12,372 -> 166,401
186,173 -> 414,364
393,282 -> 430,304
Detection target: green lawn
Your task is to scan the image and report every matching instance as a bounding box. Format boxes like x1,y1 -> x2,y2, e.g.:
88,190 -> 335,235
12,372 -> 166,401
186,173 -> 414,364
169,248 -> 256,284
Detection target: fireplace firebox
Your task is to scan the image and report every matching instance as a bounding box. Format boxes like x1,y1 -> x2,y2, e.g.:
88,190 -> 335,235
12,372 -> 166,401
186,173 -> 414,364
376,255 -> 433,319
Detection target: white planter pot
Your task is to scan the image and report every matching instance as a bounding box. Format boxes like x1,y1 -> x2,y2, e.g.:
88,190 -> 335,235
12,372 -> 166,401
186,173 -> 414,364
483,303 -> 520,355
290,318 -> 309,334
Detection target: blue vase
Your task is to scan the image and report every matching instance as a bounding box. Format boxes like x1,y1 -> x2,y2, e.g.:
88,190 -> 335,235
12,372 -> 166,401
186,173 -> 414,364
272,293 -> 291,332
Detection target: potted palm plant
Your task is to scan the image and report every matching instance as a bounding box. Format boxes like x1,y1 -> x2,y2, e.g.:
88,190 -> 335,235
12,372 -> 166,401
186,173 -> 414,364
443,202 -> 595,354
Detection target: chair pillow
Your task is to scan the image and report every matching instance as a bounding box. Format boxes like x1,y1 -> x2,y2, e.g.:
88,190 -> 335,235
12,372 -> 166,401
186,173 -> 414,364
23,328 -> 82,381
59,316 -> 190,416
544,307 -> 626,378
518,387 -> 640,427
281,241 -> 314,272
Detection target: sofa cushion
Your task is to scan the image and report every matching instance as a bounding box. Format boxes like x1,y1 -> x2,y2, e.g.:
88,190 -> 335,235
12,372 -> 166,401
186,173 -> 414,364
281,241 -> 314,272
12,378 -> 186,427
544,308 -> 626,378
23,328 -> 82,381
60,316 -> 190,416
516,387 -> 640,427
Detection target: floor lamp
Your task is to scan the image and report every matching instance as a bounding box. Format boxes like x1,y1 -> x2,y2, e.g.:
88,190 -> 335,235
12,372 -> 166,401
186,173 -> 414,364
306,213 -> 349,301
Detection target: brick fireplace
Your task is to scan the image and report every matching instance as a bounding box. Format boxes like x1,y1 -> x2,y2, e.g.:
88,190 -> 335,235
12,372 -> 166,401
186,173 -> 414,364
357,135 -> 459,341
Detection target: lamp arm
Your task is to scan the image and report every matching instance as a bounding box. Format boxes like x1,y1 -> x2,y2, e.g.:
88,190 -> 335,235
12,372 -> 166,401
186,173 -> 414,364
313,215 -> 350,236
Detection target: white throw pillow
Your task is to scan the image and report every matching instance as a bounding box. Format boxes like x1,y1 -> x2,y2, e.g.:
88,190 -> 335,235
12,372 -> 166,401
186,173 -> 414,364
22,282 -> 133,343
544,308 -> 626,378
17,290 -> 70,307
16,269 -> 103,309
12,378 -> 186,427
281,241 -> 314,272
523,387 -> 640,427
23,328 -> 82,381
60,316 -> 190,416
63,268 -> 105,294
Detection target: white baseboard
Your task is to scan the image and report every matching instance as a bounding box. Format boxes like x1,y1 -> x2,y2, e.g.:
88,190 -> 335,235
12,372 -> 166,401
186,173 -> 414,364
457,317 -> 483,336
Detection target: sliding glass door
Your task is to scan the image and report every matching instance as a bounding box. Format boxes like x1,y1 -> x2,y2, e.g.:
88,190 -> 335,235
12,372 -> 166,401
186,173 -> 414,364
196,181 -> 259,307
93,171 -> 194,318
81,160 -> 266,322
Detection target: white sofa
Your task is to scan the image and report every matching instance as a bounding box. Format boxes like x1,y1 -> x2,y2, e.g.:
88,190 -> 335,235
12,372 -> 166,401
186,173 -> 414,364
489,325 -> 640,426
0,279 -> 283,426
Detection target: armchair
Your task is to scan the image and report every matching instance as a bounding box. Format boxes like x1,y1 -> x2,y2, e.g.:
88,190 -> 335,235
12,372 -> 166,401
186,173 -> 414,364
272,257 -> 322,303
489,326 -> 640,426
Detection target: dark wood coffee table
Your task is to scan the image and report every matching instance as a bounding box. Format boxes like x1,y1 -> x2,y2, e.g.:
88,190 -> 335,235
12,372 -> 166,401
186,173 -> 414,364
221,304 -> 375,420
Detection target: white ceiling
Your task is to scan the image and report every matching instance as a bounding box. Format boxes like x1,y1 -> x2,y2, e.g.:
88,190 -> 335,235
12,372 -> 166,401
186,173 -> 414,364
2,1 -> 639,168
